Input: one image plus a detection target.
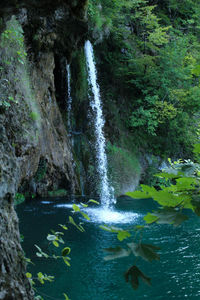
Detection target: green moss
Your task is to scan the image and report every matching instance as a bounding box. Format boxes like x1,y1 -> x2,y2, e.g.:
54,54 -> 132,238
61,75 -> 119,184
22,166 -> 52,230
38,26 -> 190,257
30,112 -> 39,121
48,189 -> 68,197
107,142 -> 141,195
74,49 -> 88,103
34,158 -> 47,182
14,193 -> 25,206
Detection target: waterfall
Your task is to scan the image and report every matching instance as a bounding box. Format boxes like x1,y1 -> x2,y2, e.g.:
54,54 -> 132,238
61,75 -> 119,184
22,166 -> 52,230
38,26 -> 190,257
66,63 -> 76,196
85,40 -> 114,208
67,64 -> 72,133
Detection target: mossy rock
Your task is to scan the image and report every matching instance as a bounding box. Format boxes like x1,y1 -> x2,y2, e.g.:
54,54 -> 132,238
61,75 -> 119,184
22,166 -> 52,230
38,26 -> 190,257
48,189 -> 68,197
107,143 -> 141,196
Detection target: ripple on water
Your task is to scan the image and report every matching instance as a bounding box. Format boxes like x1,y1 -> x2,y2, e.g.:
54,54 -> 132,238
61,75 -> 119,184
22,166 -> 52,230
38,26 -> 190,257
17,199 -> 200,299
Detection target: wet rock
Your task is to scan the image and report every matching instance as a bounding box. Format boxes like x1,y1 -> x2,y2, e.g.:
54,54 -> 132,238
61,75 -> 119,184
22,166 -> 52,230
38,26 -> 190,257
0,1 -> 88,299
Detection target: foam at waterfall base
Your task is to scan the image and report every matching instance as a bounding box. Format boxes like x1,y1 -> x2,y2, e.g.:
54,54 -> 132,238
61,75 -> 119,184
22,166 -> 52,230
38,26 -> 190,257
53,202 -> 141,224
53,203 -> 73,208
85,207 -> 141,224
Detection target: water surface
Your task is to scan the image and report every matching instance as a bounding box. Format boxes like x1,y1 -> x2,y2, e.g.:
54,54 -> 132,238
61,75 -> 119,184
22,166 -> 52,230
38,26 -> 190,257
17,197 -> 200,300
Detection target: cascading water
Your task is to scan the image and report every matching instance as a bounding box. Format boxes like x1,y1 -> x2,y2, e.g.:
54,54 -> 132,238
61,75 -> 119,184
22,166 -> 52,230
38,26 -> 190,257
85,40 -> 114,208
66,63 -> 76,196
67,64 -> 72,133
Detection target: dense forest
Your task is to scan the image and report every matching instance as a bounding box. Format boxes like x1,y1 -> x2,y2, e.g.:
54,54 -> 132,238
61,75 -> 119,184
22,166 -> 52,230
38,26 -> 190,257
89,0 -> 200,158
0,0 -> 200,299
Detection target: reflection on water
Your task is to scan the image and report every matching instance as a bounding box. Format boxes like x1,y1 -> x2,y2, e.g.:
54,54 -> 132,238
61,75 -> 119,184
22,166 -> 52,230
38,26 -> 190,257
17,198 -> 200,300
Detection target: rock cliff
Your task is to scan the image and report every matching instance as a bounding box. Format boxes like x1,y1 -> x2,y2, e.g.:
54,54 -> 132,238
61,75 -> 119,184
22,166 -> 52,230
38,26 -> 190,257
0,1 -> 87,298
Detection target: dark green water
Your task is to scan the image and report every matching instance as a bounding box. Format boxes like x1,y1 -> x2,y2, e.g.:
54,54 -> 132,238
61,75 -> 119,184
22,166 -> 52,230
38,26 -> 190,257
17,198 -> 200,300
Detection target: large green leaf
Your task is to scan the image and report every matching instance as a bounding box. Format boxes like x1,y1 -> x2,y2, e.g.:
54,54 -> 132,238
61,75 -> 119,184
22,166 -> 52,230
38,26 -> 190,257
80,212 -> 90,221
151,190 -> 184,207
175,177 -> 197,190
143,213 -> 158,224
141,185 -> 157,194
69,216 -> 85,232
80,202 -> 88,208
191,195 -> 200,216
117,230 -> 131,241
63,293 -> 70,300
193,143 -> 200,155
192,65 -> 200,76
88,199 -> 100,205
144,208 -> 188,226
63,257 -> 71,267
154,171 -> 181,179
62,247 -> 71,257
99,225 -> 131,241
126,191 -> 150,199
72,204 -> 80,212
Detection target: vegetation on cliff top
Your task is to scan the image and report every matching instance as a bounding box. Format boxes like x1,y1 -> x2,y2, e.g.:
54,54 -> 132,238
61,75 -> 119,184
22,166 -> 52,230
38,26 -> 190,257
88,0 -> 200,158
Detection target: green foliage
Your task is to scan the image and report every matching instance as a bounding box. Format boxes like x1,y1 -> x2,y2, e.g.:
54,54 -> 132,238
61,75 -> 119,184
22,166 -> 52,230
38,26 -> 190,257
62,247 -> 71,257
107,143 -> 141,195
99,225 -> 131,241
1,17 -> 27,64
103,145 -> 200,291
74,49 -> 88,103
127,145 -> 200,220
0,16 -> 27,109
101,223 -> 159,290
63,293 -> 70,300
48,189 -> 68,197
26,271 -> 54,286
34,158 -> 47,183
0,16 -> 40,138
30,112 -> 39,121
88,199 -> 100,205
25,200 -> 99,299
141,156 -> 171,188
88,0 -> 200,157
47,231 -> 65,248
37,272 -> 54,285
144,208 -> 189,226
69,216 -> 85,232
14,193 -> 25,206
72,204 -> 81,212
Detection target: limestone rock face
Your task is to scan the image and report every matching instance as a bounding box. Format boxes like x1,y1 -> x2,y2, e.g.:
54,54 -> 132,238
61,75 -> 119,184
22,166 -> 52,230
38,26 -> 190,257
0,196 -> 34,300
0,1 -> 87,298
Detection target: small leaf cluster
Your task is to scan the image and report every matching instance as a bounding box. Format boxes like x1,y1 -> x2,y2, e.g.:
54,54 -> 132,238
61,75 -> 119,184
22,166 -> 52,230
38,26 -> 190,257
26,199 -> 99,299
115,144 -> 200,290
127,145 -> 200,222
0,16 -> 28,110
102,145 -> 200,290
26,271 -> 54,286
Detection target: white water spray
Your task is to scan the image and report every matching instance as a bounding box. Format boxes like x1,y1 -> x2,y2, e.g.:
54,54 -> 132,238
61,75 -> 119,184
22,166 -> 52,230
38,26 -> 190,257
67,64 -> 72,132
85,40 -> 114,208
